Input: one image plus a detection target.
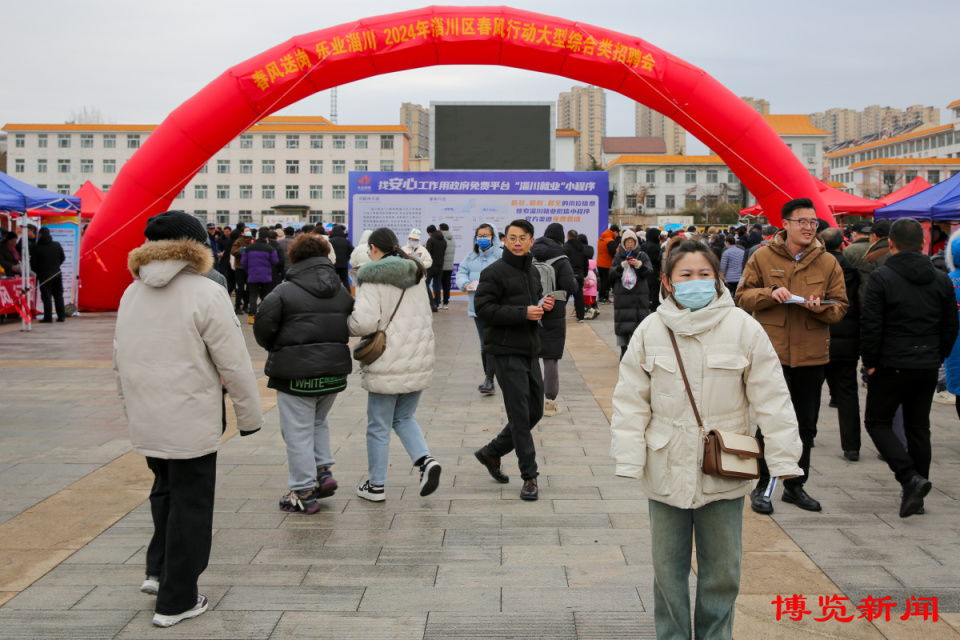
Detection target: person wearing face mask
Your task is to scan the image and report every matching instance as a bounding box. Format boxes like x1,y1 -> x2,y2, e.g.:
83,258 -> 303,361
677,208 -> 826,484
401,228 -> 433,271
230,225 -> 253,314
611,239 -> 801,640
609,229 -> 654,359
456,223 -> 502,395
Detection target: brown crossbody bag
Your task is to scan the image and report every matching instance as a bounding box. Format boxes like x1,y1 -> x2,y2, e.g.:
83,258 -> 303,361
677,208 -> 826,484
352,289 -> 405,365
667,328 -> 762,479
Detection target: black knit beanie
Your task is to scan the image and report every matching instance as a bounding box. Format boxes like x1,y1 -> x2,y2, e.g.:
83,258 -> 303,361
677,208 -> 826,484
544,222 -> 565,244
144,210 -> 208,244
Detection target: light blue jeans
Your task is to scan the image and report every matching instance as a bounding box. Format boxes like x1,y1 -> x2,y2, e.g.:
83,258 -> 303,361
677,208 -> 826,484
277,392 -> 336,492
366,391 -> 430,486
648,497 -> 744,640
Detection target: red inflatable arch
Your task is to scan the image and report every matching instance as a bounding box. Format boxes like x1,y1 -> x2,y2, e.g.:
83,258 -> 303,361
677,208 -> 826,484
79,5 -> 833,311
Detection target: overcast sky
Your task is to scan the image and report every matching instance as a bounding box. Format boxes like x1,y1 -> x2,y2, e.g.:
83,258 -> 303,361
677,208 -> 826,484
2,0 -> 957,155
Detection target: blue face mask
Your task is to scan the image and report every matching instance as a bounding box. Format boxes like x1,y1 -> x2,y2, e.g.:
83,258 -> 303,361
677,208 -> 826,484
672,279 -> 717,311
477,237 -> 492,250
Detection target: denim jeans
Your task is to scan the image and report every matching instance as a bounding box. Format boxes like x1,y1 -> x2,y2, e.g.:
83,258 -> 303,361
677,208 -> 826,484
648,497 -> 744,640
366,391 -> 430,485
277,391 -> 337,492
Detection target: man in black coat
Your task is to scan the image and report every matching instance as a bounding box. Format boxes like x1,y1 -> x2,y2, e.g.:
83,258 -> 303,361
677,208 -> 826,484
861,217 -> 960,518
326,225 -> 353,290
424,225 -> 446,312
473,219 -> 555,501
746,222 -> 763,249
31,227 -> 66,323
563,229 -> 588,322
821,228 -> 862,461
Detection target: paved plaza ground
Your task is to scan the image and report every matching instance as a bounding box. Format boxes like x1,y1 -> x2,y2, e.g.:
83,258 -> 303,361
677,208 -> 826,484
1,301 -> 959,639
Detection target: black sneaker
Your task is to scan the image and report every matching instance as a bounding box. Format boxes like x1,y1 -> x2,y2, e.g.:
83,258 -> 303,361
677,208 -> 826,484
843,451 -> 860,462
357,480 -> 385,502
418,457 -> 441,497
900,475 -> 932,518
750,485 -> 773,514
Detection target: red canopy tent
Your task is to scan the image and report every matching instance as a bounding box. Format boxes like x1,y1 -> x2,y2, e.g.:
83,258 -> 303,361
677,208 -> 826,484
74,181 -> 106,223
740,178 -> 880,218
875,176 -> 932,208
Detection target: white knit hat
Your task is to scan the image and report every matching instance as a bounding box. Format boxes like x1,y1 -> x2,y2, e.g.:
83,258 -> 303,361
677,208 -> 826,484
408,228 -> 421,241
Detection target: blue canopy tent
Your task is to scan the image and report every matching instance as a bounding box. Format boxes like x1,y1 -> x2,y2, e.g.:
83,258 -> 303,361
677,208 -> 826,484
0,171 -> 81,215
875,171 -> 960,221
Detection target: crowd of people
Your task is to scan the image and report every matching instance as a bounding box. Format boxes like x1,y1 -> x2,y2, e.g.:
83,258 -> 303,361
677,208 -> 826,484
104,204 -> 959,633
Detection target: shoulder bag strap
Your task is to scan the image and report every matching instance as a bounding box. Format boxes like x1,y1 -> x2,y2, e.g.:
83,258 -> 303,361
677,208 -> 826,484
382,288 -> 406,331
667,328 -> 708,442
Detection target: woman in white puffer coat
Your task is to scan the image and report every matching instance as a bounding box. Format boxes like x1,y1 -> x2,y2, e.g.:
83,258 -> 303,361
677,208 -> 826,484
611,238 -> 802,640
348,228 -> 441,503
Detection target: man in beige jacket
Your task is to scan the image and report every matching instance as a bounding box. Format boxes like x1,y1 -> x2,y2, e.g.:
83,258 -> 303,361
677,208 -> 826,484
736,198 -> 848,514
114,211 -> 263,628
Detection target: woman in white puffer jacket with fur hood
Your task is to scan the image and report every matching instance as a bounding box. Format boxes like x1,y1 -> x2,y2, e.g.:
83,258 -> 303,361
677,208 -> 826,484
611,238 -> 802,640
348,228 -> 440,503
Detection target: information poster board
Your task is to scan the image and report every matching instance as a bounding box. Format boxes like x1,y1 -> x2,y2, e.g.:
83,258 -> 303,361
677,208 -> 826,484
349,171 -> 608,287
657,215 -> 695,233
43,218 -> 81,308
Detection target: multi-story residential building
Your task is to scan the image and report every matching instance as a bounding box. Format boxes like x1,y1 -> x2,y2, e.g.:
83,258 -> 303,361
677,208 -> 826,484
741,97 -> 771,115
634,104 -> 685,155
811,104 -> 940,147
764,115 -> 830,177
558,85 -> 606,170
400,102 -> 430,160
3,116 -> 411,227
825,101 -> 960,197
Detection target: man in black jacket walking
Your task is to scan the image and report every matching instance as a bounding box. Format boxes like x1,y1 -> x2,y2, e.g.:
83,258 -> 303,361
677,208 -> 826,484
861,217 -> 959,518
821,228 -> 862,461
473,219 -> 555,501
31,228 -> 66,323
326,225 -> 353,290
563,229 -> 588,322
424,225 -> 446,312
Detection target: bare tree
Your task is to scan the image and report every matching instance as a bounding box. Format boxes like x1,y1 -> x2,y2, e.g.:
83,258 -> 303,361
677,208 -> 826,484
66,106 -> 114,124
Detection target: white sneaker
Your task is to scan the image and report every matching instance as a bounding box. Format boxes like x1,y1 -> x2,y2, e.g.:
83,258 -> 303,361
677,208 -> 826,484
152,595 -> 208,627
418,457 -> 442,497
357,480 -> 386,502
140,576 -> 160,595
933,390 -> 956,405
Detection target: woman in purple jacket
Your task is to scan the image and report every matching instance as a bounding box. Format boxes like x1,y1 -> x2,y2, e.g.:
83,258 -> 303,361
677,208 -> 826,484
241,227 -> 279,324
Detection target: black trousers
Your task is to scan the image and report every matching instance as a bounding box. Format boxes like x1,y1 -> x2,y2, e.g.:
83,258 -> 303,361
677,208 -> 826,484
864,367 -> 937,485
426,268 -> 442,308
598,267 -> 610,300
757,364 -> 825,490
145,452 -> 217,615
488,354 -> 543,480
441,270 -> 453,304
825,359 -> 861,452
571,277 -> 585,320
234,269 -> 248,311
223,264 -> 236,295
473,317 -> 494,378
247,280 -> 271,315
39,275 -> 65,321
335,267 -> 350,290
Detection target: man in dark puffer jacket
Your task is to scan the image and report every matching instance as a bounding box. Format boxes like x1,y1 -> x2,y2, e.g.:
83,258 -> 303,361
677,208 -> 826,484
253,234 -> 355,514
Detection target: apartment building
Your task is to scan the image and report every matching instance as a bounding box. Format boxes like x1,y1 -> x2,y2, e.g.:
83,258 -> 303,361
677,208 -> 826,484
558,85 -> 606,170
634,104 -> 685,155
400,102 -> 430,160
741,97 -> 770,115
811,104 -> 941,148
3,116 -> 411,227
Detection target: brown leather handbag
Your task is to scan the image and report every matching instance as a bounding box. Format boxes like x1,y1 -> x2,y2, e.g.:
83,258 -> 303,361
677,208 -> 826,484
667,328 -> 762,479
353,289 -> 405,365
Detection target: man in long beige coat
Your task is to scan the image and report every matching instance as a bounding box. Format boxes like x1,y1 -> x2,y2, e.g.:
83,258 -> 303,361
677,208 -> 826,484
736,198 -> 848,514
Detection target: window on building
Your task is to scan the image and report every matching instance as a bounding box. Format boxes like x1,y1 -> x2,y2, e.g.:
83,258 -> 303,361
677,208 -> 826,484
626,169 -> 638,183
309,160 -> 323,174
923,138 -> 930,151
380,160 -> 394,171
950,170 -> 959,178
194,184 -> 207,199
127,135 -> 141,149
685,195 -> 697,208
727,193 -> 741,205
212,211 -> 226,224
80,159 -> 93,174
354,135 -> 368,149
332,211 -> 346,224
685,169 -> 696,183
355,160 -> 368,172
286,160 -> 299,174
217,160 -> 230,174
216,185 -> 230,199
36,184 -> 47,189
38,134 -> 48,148
645,195 -> 656,209
310,135 -> 323,149
193,211 -> 207,223
101,184 -> 110,193
58,159 -> 71,174
103,159 -> 116,173
80,134 -> 94,148
285,135 -> 300,149
928,170 -> 940,184
57,184 -> 71,195
332,135 -> 346,149
626,195 -> 637,209
706,169 -> 718,183
14,159 -> 24,173
239,159 -> 253,174
103,134 -> 115,148
380,135 -> 394,150
262,160 -> 275,174
58,134 -> 71,148
285,185 -> 299,199
309,210 -> 323,224
727,171 -> 738,184
645,169 -> 656,183
262,185 -> 275,199
176,190 -> 185,199
239,185 -> 253,199
238,210 -> 253,223
262,134 -> 276,149
332,185 -> 346,199
14,134 -> 24,148
239,134 -> 253,149
37,159 -> 47,173
802,143 -> 816,157
198,163 -> 208,173
665,195 -> 676,209
665,169 -> 675,183
309,185 -> 323,199
332,160 -> 346,174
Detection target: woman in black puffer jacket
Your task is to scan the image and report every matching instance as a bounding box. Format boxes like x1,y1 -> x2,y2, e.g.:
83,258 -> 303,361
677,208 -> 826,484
609,229 -> 653,359
253,234 -> 354,514
640,227 -> 662,312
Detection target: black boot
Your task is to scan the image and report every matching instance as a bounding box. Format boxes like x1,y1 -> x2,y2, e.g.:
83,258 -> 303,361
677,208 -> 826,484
479,376 -> 495,395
